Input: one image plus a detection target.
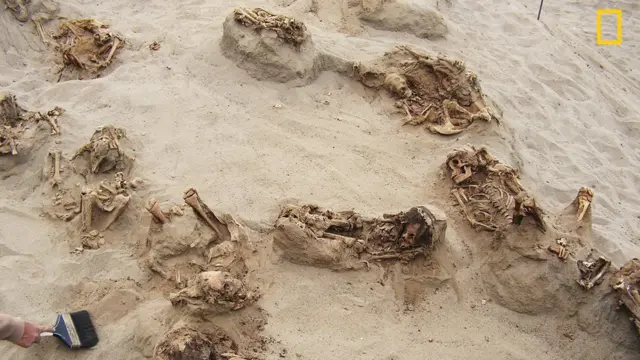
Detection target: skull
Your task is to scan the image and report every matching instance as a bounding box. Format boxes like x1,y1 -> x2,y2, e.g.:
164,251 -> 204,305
384,73 -> 412,98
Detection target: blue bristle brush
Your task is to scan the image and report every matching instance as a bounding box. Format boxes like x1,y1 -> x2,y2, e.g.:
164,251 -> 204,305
40,310 -> 99,349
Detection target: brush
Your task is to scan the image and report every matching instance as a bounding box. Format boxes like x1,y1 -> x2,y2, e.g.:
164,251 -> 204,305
40,310 -> 99,349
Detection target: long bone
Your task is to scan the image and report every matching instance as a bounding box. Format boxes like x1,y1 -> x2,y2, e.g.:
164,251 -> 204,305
51,150 -> 62,187
183,188 -> 224,240
145,198 -> 169,224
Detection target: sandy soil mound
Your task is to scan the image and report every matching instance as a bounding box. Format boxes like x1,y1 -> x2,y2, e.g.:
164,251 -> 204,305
220,8 -> 321,84
143,188 -> 255,285
285,0 -> 448,38
357,0 -> 448,39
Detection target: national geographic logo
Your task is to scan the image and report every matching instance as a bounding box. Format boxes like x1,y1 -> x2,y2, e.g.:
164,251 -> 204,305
596,9 -> 622,45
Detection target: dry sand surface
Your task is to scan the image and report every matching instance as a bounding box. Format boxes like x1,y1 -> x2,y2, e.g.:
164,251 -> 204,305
1,0 -> 640,359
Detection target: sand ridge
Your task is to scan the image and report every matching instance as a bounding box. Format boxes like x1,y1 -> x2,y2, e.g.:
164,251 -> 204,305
1,0 -> 640,359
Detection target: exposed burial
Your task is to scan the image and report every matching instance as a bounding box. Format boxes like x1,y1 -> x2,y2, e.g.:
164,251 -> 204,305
53,18 -> 125,81
272,203 -> 447,270
352,45 -> 500,136
0,93 -> 63,157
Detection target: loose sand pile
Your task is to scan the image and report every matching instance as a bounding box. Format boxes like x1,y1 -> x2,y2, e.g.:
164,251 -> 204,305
1,0 -> 640,359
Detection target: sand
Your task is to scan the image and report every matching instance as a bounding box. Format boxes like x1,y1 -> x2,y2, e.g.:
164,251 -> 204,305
1,0 -> 640,359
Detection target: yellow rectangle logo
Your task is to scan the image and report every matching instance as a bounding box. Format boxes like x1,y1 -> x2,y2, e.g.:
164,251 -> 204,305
596,9 -> 622,45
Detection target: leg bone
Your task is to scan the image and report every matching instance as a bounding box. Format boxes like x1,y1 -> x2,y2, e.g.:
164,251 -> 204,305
104,37 -> 121,66
145,198 -> 168,224
80,191 -> 94,232
51,150 -> 62,187
183,188 -> 224,240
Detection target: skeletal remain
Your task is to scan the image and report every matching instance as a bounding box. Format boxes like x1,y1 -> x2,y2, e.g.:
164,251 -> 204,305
144,198 -> 184,224
80,189 -> 93,231
574,186 -> 594,222
207,241 -> 236,267
70,247 -> 84,255
0,94 -> 63,155
79,173 -> 131,232
145,198 -> 169,224
273,203 -> 446,268
513,191 -> 546,232
548,244 -> 568,261
168,271 -> 259,315
32,4 -> 59,45
0,95 -> 23,154
48,150 -> 62,187
81,229 -> 105,249
3,0 -> 60,39
144,196 -> 252,288
43,107 -> 63,135
611,259 -> 640,326
47,187 -> 82,222
183,188 -> 224,240
352,45 -> 498,136
3,0 -> 29,21
556,237 -> 568,247
232,7 -> 308,47
384,73 -> 412,98
72,125 -> 132,174
445,144 -> 546,232
577,254 -> 610,290
451,188 -> 496,231
427,99 -> 492,136
52,18 -> 124,80
154,326 -> 244,360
